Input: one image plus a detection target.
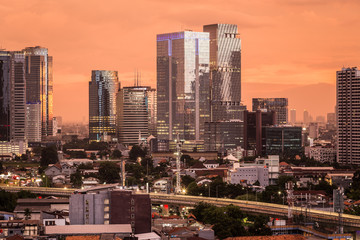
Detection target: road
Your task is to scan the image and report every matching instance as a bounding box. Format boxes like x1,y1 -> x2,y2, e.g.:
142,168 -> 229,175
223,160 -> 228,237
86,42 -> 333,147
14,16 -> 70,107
1,186 -> 360,228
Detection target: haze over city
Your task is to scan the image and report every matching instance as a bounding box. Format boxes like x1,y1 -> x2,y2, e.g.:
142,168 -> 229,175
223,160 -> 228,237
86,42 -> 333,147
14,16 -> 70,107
1,0 -> 360,122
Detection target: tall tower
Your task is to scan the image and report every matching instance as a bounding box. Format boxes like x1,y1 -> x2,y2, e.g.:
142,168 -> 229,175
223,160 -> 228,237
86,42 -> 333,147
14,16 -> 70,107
156,31 -> 210,141
203,24 -> 243,121
252,98 -> 288,125
290,109 -> 296,124
23,46 -> 53,139
117,86 -> 151,145
337,67 -> 360,165
0,51 -> 11,141
147,88 -> 157,137
89,70 -> 119,142
0,51 -> 27,142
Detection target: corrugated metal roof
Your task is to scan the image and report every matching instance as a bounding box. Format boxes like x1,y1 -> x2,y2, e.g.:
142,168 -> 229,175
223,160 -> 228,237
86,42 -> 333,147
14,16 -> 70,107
45,224 -> 132,235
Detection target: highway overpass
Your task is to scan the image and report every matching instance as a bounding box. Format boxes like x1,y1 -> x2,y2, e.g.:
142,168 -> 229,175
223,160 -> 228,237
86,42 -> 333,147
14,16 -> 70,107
1,186 -> 360,229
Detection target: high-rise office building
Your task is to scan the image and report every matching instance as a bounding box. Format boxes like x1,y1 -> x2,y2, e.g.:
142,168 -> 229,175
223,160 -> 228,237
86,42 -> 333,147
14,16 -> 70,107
290,109 -> 296,124
243,110 -> 276,156
303,109 -> 309,124
337,67 -> 360,165
252,98 -> 288,125
0,51 -> 27,142
23,46 -> 53,139
0,51 -> 11,141
147,88 -> 157,137
203,24 -> 243,121
117,86 -> 151,145
265,126 -> 302,157
157,31 -> 210,141
26,102 -> 41,142
89,70 -> 119,142
204,120 -> 244,152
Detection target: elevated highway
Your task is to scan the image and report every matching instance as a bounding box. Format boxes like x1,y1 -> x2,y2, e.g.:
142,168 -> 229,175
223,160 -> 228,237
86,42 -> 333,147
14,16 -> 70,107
1,186 -> 360,229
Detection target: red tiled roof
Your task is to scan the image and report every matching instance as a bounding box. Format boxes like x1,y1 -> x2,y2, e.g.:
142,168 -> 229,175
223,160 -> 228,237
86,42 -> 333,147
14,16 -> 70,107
225,235 -> 306,240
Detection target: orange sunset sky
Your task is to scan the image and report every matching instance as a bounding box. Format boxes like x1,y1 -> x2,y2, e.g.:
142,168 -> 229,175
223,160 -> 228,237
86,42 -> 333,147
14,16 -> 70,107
1,0 -> 360,123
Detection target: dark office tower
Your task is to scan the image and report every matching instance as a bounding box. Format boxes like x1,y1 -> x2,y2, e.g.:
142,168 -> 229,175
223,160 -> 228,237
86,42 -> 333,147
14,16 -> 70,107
10,52 -> 26,141
265,126 -> 302,157
89,70 -> 119,142
337,67 -> 360,165
0,51 -> 11,141
203,24 -> 243,121
156,31 -> 210,141
117,86 -> 151,145
0,51 -> 26,142
23,47 -> 53,139
204,120 -> 244,152
252,98 -> 288,125
243,110 -> 276,156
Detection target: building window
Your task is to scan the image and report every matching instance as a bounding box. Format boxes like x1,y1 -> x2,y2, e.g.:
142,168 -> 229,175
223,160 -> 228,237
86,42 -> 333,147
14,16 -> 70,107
131,198 -> 135,205
104,199 -> 109,204
131,214 -> 135,219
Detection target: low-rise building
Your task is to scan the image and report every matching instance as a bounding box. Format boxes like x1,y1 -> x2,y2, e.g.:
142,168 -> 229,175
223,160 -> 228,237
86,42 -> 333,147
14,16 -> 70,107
229,164 -> 269,187
309,146 -> 336,163
242,155 -> 279,185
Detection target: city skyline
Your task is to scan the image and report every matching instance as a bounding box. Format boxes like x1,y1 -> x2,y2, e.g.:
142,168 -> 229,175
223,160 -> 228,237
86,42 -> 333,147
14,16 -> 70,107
1,0 -> 360,122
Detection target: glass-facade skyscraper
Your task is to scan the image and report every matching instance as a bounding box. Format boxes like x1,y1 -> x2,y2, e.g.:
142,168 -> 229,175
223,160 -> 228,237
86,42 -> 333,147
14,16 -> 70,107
89,70 -> 119,142
23,46 -> 53,139
0,51 -> 27,142
156,31 -> 210,141
203,24 -> 243,121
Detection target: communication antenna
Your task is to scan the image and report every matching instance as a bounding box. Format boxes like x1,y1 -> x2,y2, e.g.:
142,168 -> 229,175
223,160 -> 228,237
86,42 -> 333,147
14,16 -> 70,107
175,133 -> 183,193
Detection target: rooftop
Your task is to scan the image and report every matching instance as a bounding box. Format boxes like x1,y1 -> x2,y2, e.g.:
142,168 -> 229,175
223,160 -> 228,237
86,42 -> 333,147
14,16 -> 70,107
45,224 -> 132,235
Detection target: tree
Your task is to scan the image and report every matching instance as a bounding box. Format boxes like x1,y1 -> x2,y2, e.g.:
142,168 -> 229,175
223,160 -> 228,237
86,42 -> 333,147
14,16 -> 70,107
181,175 -> 195,188
111,149 -> 122,159
70,169 -> 83,188
98,161 -> 120,183
129,145 -> 147,161
21,154 -> 28,161
0,162 -> 3,173
24,208 -> 32,220
40,146 -> 58,167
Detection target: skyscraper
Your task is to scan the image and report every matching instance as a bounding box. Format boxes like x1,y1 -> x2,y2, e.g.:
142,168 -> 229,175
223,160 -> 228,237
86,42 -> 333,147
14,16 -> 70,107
203,24 -> 243,121
117,86 -> 152,145
156,31 -> 210,141
303,109 -> 309,124
89,70 -> 119,142
23,46 -> 53,139
147,88 -> 157,137
290,109 -> 296,124
0,51 -> 26,142
0,51 -> 11,141
252,98 -> 288,125
337,67 -> 360,165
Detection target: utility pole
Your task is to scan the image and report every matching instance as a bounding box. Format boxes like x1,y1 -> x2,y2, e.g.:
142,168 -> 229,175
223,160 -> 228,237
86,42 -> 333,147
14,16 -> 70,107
286,181 -> 294,222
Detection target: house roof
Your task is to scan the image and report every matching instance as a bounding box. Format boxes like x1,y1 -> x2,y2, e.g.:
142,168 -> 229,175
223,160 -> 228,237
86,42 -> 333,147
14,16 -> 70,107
45,224 -> 132,235
66,236 -> 100,240
190,162 -> 206,169
6,234 -> 24,240
225,235 -> 306,240
203,160 -> 218,165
